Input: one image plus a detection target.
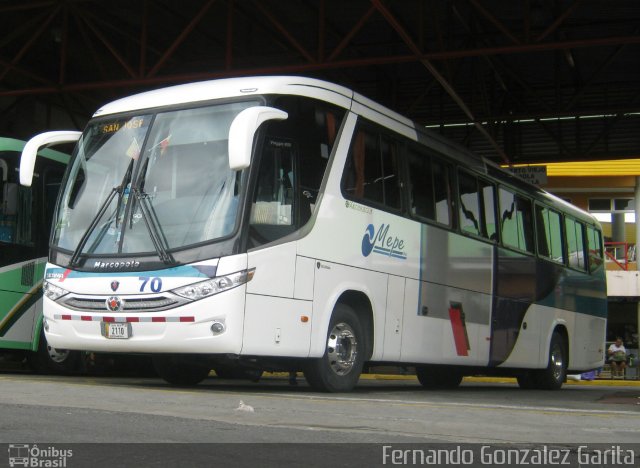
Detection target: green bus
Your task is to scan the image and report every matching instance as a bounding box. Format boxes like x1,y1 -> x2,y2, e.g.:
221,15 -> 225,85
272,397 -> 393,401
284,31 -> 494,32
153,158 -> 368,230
0,137 -> 80,371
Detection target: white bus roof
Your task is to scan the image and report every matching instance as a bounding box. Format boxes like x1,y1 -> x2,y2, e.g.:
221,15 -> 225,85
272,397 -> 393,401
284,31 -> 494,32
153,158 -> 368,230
93,76 -> 595,224
94,76 -> 357,117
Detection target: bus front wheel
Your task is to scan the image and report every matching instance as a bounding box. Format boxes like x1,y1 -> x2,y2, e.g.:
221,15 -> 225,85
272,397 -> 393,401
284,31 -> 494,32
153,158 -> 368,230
304,304 -> 365,392
152,355 -> 211,386
28,329 -> 80,374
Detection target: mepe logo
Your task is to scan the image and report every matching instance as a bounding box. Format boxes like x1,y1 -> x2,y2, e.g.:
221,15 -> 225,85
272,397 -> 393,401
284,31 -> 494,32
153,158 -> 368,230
361,224 -> 407,260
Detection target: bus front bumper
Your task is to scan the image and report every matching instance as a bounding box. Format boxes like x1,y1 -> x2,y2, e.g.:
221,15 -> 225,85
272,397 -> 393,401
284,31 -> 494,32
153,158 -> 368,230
42,287 -> 245,355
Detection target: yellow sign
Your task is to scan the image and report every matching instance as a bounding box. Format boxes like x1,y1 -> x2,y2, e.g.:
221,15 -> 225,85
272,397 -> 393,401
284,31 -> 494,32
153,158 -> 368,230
101,118 -> 145,134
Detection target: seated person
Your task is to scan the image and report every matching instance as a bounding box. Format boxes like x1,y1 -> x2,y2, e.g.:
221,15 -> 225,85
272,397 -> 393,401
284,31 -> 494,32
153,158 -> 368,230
607,337 -> 627,378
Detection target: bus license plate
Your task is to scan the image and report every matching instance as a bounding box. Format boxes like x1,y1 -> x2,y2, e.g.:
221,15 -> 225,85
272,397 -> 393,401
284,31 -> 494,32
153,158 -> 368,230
105,322 -> 131,339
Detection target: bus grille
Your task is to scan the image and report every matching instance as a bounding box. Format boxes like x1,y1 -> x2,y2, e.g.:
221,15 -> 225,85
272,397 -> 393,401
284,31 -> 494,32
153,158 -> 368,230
21,262 -> 35,286
60,295 -> 187,312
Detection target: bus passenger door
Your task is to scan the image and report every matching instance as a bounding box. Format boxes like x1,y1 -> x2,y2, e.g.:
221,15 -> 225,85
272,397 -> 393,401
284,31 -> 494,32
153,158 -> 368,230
244,137 -> 312,357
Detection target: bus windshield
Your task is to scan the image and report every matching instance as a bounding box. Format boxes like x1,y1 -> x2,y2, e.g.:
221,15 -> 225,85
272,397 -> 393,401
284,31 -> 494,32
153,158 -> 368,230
53,100 -> 259,257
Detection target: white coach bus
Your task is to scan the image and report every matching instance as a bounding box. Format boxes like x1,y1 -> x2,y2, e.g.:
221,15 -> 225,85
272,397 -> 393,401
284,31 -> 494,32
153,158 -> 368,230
20,76 -> 606,391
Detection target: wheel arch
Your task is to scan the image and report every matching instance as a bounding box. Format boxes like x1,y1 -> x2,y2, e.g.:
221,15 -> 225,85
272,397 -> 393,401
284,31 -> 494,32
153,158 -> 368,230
335,290 -> 374,361
543,320 -> 569,368
553,323 -> 569,367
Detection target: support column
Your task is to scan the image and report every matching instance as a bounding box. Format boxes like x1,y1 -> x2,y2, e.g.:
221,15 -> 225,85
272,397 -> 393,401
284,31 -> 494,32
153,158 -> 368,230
635,177 -> 640,376
612,213 -> 625,242
635,177 -> 640,255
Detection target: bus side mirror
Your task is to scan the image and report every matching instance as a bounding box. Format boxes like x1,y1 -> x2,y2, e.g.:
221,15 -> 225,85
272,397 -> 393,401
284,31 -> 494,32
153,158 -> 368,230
228,106 -> 287,170
20,131 -> 81,187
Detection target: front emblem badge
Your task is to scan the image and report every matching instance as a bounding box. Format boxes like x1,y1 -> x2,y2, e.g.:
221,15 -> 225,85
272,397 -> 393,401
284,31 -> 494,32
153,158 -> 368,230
110,281 -> 120,292
106,296 -> 123,312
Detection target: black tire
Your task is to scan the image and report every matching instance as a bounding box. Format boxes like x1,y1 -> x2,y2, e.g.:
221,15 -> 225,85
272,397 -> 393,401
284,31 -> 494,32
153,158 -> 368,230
303,304 -> 365,392
516,372 -> 537,389
28,329 -> 80,374
415,366 -> 463,389
535,332 -> 567,390
152,355 -> 211,386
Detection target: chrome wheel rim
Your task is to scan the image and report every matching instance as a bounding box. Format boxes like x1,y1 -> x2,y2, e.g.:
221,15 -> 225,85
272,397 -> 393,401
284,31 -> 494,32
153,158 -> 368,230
327,322 -> 358,375
550,344 -> 564,381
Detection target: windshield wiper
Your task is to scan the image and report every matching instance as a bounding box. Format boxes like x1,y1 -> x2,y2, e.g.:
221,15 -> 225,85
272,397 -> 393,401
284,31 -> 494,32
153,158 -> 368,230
68,159 -> 135,268
68,187 -> 118,267
131,188 -> 175,265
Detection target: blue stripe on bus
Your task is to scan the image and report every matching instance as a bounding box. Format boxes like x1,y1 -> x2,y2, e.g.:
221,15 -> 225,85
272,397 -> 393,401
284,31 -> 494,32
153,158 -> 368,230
45,264 -> 213,280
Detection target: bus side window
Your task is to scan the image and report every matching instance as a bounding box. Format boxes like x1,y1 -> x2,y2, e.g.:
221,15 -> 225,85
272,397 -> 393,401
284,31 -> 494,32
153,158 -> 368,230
499,188 -> 534,253
41,167 -> 66,255
342,124 -> 401,211
248,97 -> 346,247
458,170 -> 481,237
15,186 -> 34,246
406,148 -> 435,220
381,137 -> 401,210
250,137 -> 296,238
432,159 -> 451,226
480,179 -> 497,241
458,171 -> 497,240
566,217 -> 587,271
587,225 -> 603,273
355,130 -> 383,204
0,158 -> 18,242
535,205 -> 564,263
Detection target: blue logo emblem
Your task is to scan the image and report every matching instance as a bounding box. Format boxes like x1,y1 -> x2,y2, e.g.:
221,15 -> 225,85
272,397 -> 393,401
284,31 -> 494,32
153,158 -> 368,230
361,224 -> 376,257
361,224 -> 407,260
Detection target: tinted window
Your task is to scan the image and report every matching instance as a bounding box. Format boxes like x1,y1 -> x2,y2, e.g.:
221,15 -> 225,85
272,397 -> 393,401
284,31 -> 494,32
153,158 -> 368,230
480,180 -> 497,241
406,148 -> 435,220
565,217 -> 586,271
499,188 -> 534,253
342,123 -> 401,211
458,171 -> 481,236
587,225 -> 603,273
249,96 -> 346,246
535,205 -> 564,263
433,159 -> 451,226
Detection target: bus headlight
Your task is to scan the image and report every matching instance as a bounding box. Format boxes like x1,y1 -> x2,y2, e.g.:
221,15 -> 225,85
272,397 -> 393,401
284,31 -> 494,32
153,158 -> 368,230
171,268 -> 255,301
43,281 -> 69,301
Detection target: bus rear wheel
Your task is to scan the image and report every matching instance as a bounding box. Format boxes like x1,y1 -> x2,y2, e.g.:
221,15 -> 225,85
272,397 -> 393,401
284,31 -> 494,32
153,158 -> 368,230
415,366 -> 463,389
152,355 -> 211,386
535,332 -> 567,390
303,304 -> 364,392
516,373 -> 537,389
